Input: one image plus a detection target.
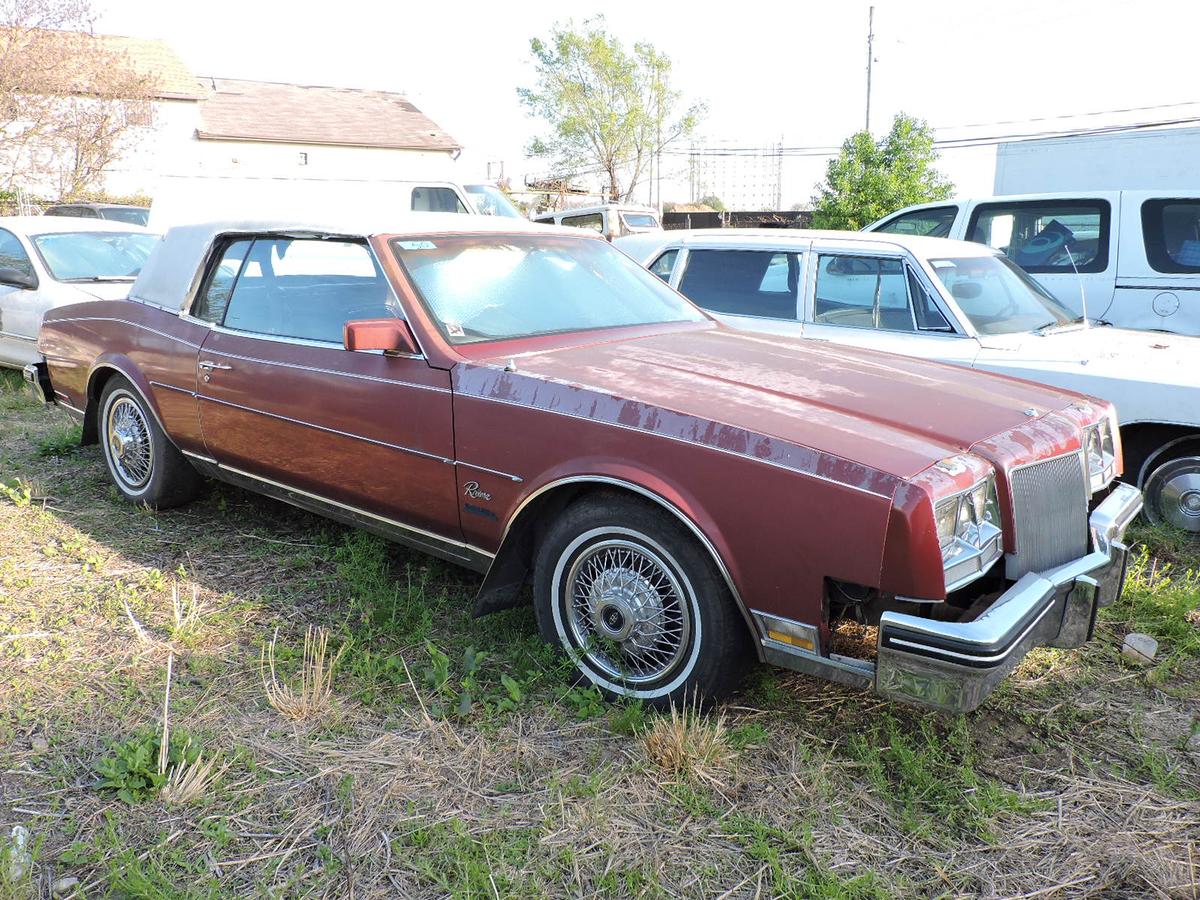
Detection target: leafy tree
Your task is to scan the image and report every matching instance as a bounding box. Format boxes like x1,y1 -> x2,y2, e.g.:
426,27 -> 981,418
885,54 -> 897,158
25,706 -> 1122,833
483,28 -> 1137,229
518,17 -> 703,203
811,113 -> 952,231
698,194 -> 725,211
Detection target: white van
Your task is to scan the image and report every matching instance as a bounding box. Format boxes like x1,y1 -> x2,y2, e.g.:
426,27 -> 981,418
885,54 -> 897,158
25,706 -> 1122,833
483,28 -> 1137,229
532,204 -> 661,241
865,191 -> 1200,336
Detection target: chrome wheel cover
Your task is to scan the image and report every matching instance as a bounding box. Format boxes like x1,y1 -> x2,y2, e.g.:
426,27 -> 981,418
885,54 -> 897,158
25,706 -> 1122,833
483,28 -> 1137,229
106,395 -> 153,490
1149,456 -> 1200,533
563,538 -> 691,684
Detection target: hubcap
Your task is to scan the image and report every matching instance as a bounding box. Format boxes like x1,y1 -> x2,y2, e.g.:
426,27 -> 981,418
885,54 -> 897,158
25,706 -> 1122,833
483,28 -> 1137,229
106,396 -> 152,489
565,539 -> 690,684
1149,457 -> 1200,533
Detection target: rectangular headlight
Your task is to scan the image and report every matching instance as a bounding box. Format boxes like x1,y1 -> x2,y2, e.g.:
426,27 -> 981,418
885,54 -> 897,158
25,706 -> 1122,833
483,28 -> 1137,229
934,473 -> 1003,592
1084,419 -> 1117,494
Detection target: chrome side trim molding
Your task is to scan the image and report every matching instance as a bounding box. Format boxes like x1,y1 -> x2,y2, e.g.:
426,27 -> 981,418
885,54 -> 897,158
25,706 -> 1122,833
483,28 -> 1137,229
455,460 -> 523,483
197,394 -> 453,465
0,329 -> 36,342
458,392 -> 893,500
207,461 -> 492,571
149,380 -> 195,396
499,474 -> 763,655
51,317 -> 202,349
200,348 -> 446,393
180,449 -> 218,466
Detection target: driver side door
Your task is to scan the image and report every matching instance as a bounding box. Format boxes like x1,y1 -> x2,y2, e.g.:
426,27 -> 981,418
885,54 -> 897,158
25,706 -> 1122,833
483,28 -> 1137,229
191,235 -> 464,554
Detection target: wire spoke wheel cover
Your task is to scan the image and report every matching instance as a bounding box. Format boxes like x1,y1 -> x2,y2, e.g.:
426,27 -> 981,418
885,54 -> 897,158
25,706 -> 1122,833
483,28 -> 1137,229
105,394 -> 154,490
553,528 -> 700,694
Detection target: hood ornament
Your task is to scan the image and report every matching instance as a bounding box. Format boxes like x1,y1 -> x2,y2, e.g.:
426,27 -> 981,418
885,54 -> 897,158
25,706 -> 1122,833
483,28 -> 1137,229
1023,408 -> 1039,417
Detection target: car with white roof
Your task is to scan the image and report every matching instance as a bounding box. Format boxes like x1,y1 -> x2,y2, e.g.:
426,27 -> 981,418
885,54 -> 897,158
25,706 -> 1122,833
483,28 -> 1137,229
617,228 -> 1200,535
0,216 -> 158,368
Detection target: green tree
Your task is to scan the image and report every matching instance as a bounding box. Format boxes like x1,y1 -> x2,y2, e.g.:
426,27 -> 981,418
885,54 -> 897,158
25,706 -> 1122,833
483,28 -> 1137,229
698,194 -> 725,211
811,113 -> 953,230
518,17 -> 703,203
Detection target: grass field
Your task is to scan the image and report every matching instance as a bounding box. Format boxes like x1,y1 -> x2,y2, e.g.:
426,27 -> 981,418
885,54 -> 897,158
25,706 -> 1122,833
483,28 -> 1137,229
0,368 -> 1197,898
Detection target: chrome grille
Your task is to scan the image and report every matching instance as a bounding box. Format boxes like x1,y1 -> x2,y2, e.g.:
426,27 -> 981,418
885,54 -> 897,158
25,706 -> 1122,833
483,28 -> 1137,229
1009,452 -> 1089,577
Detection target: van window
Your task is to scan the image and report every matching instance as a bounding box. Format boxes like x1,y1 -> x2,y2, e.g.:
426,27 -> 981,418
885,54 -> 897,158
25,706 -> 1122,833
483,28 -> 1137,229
966,200 -> 1110,274
411,187 -> 467,214
1141,199 -> 1200,273
874,206 -> 957,237
560,213 -> 604,233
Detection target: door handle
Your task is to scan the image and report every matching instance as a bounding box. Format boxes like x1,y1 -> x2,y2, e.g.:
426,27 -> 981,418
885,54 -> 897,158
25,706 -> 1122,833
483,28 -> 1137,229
198,360 -> 232,371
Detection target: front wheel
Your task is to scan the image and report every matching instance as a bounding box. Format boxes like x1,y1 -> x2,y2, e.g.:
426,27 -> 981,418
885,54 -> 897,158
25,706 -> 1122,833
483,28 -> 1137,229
1142,442 -> 1200,536
98,376 -> 202,509
533,493 -> 752,708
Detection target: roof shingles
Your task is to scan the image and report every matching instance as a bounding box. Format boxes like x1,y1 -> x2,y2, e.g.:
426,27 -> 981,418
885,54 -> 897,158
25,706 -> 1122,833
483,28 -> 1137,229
196,79 -> 460,152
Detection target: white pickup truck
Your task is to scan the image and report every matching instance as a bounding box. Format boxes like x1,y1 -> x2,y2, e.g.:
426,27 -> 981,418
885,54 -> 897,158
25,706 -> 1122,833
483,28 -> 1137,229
617,228 -> 1200,535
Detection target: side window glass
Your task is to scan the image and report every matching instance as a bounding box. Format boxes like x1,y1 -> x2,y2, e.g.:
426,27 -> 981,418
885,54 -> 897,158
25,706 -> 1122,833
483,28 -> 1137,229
678,249 -> 800,319
649,249 -> 678,282
814,255 -> 914,331
875,206 -> 958,237
222,238 -> 396,343
907,269 -> 952,331
193,239 -> 251,323
411,187 -> 468,213
967,200 -> 1109,274
1141,199 -> 1200,273
0,229 -> 34,278
561,213 -> 604,233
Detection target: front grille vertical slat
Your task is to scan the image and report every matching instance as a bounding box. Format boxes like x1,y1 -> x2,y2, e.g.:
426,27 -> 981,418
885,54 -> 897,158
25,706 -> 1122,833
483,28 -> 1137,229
1009,452 -> 1089,577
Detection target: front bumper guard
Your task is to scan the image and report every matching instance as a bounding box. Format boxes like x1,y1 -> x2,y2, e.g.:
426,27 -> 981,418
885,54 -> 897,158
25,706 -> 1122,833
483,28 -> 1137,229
22,362 -> 52,404
875,482 -> 1143,712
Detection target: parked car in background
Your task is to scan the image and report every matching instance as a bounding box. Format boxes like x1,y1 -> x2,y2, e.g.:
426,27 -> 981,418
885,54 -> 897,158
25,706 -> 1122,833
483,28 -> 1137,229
864,191 -> 1200,336
617,228 -> 1197,534
463,183 -> 526,219
0,216 -> 158,368
44,203 -> 150,226
533,203 -> 661,240
26,215 -> 1141,713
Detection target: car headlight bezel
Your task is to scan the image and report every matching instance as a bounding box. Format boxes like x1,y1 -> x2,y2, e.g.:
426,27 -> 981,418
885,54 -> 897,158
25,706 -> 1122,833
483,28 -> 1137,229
1082,415 -> 1117,494
933,471 -> 1004,593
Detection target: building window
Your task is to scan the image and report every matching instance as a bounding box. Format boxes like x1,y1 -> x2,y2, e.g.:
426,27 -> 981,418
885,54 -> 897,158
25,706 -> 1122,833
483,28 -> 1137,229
123,100 -> 154,128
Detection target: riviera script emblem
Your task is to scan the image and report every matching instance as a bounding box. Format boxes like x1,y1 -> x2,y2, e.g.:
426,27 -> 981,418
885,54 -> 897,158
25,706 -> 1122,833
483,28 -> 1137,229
463,481 -> 492,501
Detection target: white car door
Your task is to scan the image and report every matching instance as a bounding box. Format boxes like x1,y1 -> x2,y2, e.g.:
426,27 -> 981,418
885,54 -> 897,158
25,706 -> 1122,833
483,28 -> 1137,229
0,227 -> 48,367
671,243 -> 809,339
801,246 -> 981,366
959,195 -> 1118,323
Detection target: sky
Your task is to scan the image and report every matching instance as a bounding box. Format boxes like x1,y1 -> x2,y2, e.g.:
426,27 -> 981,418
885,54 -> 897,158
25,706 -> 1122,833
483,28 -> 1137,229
96,0 -> 1200,208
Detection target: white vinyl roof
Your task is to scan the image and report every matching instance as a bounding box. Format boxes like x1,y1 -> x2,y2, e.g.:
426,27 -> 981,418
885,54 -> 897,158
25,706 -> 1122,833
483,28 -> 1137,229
129,214 -> 576,311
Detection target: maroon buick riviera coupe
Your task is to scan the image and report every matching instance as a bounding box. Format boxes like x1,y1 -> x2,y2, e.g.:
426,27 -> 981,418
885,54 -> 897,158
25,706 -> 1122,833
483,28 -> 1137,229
25,215 -> 1142,712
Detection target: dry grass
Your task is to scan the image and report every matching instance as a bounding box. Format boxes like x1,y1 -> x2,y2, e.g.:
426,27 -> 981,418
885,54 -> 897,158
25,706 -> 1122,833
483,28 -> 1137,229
640,698 -> 733,786
260,625 -> 346,721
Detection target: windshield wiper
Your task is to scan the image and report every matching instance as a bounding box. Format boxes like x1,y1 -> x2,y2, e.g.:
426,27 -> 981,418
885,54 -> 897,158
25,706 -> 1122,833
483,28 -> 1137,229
62,275 -> 136,283
1035,315 -> 1111,334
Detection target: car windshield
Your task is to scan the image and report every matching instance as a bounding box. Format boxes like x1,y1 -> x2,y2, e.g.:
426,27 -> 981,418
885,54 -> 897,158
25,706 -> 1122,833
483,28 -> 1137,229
32,231 -> 159,281
927,254 -> 1074,335
100,207 -> 149,226
464,184 -> 525,219
392,233 -> 707,344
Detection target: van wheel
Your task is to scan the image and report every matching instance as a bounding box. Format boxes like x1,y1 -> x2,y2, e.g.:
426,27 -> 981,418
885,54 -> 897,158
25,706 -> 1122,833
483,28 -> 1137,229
1142,441 -> 1200,536
533,493 -> 752,708
99,376 -> 201,509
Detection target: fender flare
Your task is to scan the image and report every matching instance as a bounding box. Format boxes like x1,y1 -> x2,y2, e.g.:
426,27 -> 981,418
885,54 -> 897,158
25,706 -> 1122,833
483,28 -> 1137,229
84,356 -> 173,446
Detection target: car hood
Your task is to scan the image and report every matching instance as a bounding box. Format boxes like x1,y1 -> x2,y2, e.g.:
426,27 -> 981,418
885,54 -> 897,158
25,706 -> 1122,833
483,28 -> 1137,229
979,325 -> 1195,382
67,281 -> 135,301
472,327 -> 1089,480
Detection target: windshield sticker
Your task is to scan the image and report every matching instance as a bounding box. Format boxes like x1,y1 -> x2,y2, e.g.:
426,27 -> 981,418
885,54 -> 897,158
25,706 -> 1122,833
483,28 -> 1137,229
398,240 -> 437,250
446,321 -> 465,337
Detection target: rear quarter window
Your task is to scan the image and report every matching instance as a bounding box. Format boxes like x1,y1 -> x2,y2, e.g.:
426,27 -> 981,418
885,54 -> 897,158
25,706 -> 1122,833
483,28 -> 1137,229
1141,198 -> 1200,273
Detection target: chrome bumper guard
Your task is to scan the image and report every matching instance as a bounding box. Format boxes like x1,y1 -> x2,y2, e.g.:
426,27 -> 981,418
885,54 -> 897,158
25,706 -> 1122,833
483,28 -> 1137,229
22,362 -> 52,404
875,482 -> 1143,713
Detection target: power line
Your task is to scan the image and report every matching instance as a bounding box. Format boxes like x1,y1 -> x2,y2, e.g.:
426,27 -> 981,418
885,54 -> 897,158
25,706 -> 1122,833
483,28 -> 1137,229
936,99 -> 1200,132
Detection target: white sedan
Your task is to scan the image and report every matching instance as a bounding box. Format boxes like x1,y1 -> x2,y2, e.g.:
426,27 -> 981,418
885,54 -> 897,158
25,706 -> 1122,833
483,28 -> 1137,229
616,229 -> 1200,534
0,216 -> 159,368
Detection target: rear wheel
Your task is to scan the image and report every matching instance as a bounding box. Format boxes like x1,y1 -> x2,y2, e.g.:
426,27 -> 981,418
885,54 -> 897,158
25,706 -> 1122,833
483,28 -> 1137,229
99,376 -> 202,509
533,493 -> 752,707
1142,441 -> 1200,537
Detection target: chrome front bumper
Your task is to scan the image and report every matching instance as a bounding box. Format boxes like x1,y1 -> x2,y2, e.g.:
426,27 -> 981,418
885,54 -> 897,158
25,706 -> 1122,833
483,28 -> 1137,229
875,482 -> 1143,713
22,362 -> 52,404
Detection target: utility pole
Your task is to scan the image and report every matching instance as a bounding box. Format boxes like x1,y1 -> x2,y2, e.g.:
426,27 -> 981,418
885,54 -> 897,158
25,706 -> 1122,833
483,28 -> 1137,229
865,5 -> 875,132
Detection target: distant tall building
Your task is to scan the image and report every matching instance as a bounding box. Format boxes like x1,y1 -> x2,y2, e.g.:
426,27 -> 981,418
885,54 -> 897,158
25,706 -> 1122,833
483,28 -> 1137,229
688,142 -> 783,209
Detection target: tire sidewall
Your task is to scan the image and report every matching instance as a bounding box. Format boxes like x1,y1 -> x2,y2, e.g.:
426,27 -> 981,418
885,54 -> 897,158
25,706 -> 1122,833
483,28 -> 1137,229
1144,451 -> 1200,533
100,383 -> 157,503
548,525 -> 704,700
